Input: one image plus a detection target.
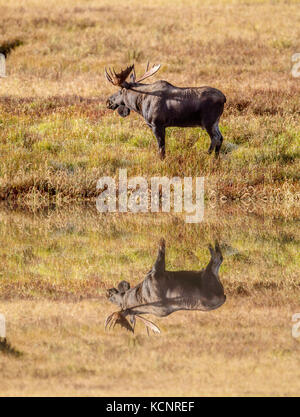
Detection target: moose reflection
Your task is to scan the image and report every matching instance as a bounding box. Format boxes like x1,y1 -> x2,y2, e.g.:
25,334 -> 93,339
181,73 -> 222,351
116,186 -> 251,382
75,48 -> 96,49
105,238 -> 226,334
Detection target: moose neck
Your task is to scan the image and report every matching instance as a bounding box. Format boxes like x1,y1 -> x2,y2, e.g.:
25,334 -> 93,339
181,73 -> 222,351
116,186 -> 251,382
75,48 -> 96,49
121,282 -> 146,313
122,83 -> 151,115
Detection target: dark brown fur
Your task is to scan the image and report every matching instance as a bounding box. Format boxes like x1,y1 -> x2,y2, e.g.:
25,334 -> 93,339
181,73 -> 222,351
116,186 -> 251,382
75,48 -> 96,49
106,74 -> 226,159
106,239 -> 226,333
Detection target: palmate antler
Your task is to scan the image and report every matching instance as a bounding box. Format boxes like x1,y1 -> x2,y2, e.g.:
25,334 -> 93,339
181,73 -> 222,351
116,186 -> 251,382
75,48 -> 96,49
136,315 -> 161,335
104,65 -> 134,87
134,61 -> 161,83
105,62 -> 161,86
105,311 -> 161,335
105,311 -> 134,332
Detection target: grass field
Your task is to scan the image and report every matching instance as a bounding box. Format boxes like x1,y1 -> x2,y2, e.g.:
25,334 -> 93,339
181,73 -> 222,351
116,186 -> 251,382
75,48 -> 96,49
0,0 -> 299,205
0,0 -> 300,397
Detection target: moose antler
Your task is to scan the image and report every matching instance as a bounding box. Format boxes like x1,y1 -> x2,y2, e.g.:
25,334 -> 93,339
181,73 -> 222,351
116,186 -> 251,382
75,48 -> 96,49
105,311 -> 134,332
104,311 -> 161,335
104,64 -> 134,87
136,315 -> 161,335
105,62 -> 161,86
135,61 -> 161,83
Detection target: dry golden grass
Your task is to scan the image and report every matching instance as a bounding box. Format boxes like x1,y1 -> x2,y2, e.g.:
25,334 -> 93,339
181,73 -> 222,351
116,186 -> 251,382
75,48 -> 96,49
1,299 -> 299,397
0,0 -> 299,202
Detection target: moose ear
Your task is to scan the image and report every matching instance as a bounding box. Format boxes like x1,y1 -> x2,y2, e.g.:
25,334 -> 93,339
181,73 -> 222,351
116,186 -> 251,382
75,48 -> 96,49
117,280 -> 130,294
130,72 -> 135,83
117,105 -> 130,118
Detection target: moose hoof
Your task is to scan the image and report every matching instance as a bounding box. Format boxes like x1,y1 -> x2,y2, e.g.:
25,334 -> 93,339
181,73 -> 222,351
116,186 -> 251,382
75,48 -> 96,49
159,238 -> 165,250
159,149 -> 166,160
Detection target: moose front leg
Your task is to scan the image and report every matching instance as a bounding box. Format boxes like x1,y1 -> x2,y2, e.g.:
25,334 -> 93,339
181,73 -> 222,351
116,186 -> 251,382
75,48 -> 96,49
152,238 -> 166,277
207,241 -> 224,275
152,125 -> 166,160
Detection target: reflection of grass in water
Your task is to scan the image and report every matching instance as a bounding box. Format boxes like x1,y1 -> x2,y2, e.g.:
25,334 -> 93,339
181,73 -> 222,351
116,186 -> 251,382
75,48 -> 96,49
0,205 -> 299,302
0,206 -> 299,396
0,338 -> 22,358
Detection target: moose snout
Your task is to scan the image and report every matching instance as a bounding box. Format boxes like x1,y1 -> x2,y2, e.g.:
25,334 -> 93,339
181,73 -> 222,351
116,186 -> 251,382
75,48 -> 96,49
106,288 -> 118,298
106,99 -> 118,110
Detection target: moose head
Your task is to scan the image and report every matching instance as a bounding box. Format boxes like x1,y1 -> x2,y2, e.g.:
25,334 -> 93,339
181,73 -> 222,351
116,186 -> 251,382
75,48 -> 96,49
106,280 -> 131,306
105,62 -> 161,117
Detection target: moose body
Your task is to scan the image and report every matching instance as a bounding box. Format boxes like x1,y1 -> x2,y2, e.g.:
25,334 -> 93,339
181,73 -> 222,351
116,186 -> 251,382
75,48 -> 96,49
105,239 -> 226,334
105,64 -> 226,159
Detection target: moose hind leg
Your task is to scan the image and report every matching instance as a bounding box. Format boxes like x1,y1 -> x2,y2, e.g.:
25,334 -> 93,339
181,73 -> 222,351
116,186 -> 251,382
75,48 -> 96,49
214,125 -> 223,157
206,122 -> 223,157
152,238 -> 166,277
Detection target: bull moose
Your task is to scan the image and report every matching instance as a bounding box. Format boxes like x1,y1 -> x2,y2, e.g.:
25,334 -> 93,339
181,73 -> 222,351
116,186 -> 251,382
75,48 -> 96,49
105,63 -> 226,159
105,238 -> 226,334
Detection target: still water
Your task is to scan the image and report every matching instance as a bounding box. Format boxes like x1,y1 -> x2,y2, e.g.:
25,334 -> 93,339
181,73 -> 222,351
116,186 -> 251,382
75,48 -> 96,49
0,204 -> 299,395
